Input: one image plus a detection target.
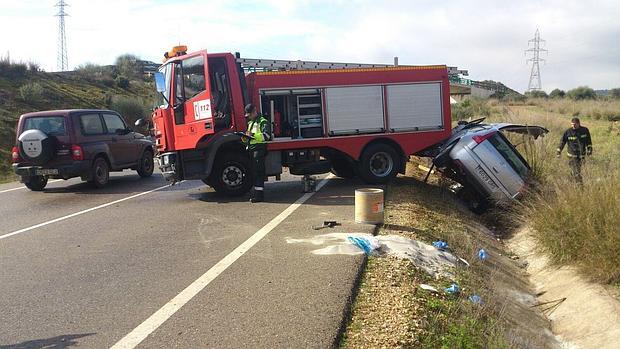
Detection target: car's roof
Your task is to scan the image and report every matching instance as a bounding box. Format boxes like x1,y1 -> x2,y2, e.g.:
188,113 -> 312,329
20,109 -> 117,118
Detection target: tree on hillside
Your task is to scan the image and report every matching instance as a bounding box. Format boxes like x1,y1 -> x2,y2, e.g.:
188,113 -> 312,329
567,86 -> 597,100
610,88 -> 620,99
549,88 -> 566,99
115,54 -> 143,80
525,90 -> 548,98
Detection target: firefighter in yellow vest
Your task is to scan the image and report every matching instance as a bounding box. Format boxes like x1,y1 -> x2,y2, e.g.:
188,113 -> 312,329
244,104 -> 271,203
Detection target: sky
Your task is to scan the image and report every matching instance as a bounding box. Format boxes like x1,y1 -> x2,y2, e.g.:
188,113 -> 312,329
1,0 -> 619,93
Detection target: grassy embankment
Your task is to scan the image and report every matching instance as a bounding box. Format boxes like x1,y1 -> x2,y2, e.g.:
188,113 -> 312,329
0,58 -> 154,182
341,165 -> 555,349
342,97 -> 618,348
486,98 -> 620,285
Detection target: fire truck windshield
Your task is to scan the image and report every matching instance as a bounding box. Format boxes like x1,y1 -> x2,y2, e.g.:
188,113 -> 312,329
156,63 -> 173,108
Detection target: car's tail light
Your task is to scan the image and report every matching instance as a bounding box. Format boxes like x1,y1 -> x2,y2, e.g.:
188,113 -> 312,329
11,146 -> 21,163
71,145 -> 84,161
473,131 -> 497,144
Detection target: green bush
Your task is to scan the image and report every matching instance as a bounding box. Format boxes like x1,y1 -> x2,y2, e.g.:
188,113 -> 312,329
115,75 -> 130,88
451,98 -> 492,121
549,88 -> 565,99
18,82 -> 45,101
108,95 -> 148,125
610,88 -> 620,99
0,56 -> 28,79
115,54 -> 143,80
525,90 -> 548,98
567,86 -> 597,100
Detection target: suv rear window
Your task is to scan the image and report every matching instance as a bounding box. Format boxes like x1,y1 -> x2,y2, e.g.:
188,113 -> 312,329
80,113 -> 105,135
24,116 -> 66,136
488,133 -> 529,178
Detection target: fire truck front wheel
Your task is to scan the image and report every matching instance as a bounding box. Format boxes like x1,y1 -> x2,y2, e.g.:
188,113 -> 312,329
209,152 -> 253,196
358,143 -> 401,184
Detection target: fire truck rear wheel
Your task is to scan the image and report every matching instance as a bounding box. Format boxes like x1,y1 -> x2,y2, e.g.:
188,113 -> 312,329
210,152 -> 253,196
358,143 -> 400,184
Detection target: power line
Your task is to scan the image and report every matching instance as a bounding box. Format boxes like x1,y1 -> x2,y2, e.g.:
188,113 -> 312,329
55,0 -> 69,71
525,28 -> 547,91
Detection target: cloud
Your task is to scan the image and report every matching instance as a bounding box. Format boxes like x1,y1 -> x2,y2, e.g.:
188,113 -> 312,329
1,0 -> 618,92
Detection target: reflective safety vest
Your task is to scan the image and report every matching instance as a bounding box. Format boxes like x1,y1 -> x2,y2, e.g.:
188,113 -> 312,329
247,116 -> 271,145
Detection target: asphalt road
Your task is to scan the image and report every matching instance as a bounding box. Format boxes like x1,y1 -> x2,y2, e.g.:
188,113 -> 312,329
0,170 -> 374,348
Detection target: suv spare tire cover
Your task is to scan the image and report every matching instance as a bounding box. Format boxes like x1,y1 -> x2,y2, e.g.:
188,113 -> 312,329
18,129 -> 56,165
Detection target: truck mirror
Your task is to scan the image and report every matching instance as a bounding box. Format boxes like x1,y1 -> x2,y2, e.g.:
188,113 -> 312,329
154,72 -> 166,93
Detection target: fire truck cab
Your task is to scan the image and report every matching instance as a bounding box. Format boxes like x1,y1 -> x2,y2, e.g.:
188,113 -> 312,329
150,47 -> 460,196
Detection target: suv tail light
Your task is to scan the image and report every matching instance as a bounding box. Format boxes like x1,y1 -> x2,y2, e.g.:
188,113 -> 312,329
11,146 -> 21,163
71,145 -> 84,161
473,131 -> 497,144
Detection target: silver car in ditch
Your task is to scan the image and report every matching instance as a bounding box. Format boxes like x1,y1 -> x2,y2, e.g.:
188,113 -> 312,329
432,118 -> 548,211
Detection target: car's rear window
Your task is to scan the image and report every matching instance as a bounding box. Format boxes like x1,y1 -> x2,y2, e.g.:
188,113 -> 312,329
488,133 -> 529,178
23,116 -> 66,136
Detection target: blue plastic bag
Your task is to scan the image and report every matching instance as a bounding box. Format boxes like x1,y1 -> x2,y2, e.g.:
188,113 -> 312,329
348,236 -> 376,255
432,240 -> 449,251
469,294 -> 483,304
444,283 -> 460,294
478,249 -> 488,261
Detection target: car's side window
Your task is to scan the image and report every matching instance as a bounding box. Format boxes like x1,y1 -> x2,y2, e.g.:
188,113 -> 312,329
489,134 -> 529,178
103,114 -> 127,134
79,113 -> 105,135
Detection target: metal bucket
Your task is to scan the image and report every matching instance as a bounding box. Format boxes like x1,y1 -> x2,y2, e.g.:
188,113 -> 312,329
355,188 -> 384,224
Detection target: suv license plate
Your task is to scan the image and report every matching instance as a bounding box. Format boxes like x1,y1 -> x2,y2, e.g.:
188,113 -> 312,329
35,169 -> 59,176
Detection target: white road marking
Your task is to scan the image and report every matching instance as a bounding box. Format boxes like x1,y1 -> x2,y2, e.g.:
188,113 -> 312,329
109,175 -> 333,349
0,180 -> 64,194
0,183 -> 177,241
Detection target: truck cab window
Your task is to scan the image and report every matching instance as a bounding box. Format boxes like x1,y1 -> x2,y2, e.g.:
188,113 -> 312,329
157,63 -> 172,108
182,56 -> 206,100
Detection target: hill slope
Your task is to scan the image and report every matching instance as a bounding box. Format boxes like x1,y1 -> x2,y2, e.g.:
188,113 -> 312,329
0,66 -> 154,178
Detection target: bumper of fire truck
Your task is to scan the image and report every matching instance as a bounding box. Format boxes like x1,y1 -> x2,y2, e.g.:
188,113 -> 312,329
157,152 -> 180,182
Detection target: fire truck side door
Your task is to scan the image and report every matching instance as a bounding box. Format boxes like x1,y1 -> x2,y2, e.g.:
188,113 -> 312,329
172,52 -> 214,150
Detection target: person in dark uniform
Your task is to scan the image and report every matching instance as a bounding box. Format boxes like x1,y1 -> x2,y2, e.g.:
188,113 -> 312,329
243,104 -> 271,203
557,117 -> 592,182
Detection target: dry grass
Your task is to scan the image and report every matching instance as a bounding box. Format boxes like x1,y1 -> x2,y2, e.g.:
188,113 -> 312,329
488,101 -> 620,285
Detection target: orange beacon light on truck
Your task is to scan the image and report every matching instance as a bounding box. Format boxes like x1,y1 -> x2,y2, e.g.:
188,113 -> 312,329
163,45 -> 188,62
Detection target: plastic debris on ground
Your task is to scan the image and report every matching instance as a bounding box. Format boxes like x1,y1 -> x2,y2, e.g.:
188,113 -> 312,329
346,236 -> 381,255
286,233 -> 459,279
478,248 -> 488,261
469,294 -> 483,304
444,283 -> 460,294
432,240 -> 449,251
419,284 -> 439,293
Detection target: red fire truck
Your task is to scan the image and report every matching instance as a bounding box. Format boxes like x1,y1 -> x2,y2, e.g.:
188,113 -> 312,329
148,46 -> 465,196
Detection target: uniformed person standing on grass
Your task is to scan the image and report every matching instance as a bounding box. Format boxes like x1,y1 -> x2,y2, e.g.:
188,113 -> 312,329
556,117 -> 592,183
243,104 -> 271,203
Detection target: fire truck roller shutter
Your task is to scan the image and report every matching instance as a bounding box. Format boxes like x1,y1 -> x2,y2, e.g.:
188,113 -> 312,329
325,86 -> 384,136
386,83 -> 443,132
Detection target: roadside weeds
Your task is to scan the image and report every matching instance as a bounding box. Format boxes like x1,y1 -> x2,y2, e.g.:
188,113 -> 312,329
341,163 -> 559,349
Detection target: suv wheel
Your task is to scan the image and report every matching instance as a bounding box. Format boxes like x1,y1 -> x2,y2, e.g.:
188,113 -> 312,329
210,152 -> 252,196
89,158 -> 110,188
358,143 -> 401,184
137,150 -> 154,178
24,176 -> 48,191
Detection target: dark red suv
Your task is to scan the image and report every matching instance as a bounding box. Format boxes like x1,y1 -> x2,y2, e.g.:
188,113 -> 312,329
12,109 -> 155,191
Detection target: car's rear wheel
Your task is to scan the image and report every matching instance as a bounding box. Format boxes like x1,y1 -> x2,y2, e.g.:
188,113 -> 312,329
89,157 -> 110,188
209,152 -> 252,196
24,176 -> 48,191
137,150 -> 154,178
358,143 -> 401,184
